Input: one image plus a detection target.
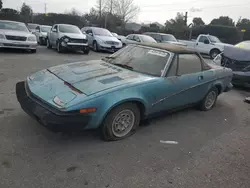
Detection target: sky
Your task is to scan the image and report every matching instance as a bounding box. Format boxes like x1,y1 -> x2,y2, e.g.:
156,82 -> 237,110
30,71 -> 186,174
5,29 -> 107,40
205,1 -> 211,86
2,0 -> 250,25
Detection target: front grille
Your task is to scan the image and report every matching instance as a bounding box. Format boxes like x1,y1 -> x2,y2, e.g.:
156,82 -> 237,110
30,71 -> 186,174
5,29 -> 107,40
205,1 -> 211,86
5,35 -> 27,41
70,38 -> 87,43
3,43 -> 29,47
105,41 -> 119,45
222,56 -> 250,71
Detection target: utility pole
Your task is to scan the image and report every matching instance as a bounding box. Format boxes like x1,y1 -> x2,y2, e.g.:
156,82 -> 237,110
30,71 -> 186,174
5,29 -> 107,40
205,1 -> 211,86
44,3 -> 47,13
110,0 -> 113,14
184,12 -> 188,26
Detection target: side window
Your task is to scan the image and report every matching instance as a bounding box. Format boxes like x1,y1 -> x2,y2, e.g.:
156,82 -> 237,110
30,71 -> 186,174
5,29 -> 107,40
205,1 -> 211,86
35,26 -> 40,31
134,35 -> 140,42
167,56 -> 178,77
152,34 -> 162,42
86,29 -> 92,34
198,36 -> 208,43
54,25 -> 58,31
178,54 -> 202,75
127,35 -> 134,40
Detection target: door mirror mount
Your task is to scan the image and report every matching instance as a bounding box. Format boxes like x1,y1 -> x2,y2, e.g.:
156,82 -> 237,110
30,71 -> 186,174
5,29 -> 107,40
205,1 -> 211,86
52,28 -> 57,32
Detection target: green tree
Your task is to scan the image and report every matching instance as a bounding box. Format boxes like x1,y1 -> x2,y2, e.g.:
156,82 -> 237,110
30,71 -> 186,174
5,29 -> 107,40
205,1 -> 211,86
20,3 -> 33,23
0,0 -> 3,10
210,16 -> 235,26
192,17 -> 205,26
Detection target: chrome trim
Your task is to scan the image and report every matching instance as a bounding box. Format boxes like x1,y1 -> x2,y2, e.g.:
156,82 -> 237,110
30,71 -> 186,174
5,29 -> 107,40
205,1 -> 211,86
161,52 -> 175,77
67,43 -> 88,46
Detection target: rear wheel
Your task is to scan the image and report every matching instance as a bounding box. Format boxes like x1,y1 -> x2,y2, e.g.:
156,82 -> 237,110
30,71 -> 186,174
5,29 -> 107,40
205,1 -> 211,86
47,38 -> 52,49
101,103 -> 140,141
198,87 -> 218,111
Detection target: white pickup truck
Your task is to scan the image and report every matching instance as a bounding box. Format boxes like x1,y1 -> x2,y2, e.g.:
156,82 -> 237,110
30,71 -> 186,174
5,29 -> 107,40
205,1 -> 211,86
179,34 -> 232,59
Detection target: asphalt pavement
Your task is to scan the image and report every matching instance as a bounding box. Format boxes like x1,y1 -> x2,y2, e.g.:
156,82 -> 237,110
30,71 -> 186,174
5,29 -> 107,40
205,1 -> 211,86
0,46 -> 250,188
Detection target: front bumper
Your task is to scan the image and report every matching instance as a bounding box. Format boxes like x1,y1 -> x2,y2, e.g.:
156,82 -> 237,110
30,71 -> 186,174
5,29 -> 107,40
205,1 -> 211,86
98,43 -> 122,52
0,39 -> 37,50
16,81 -> 91,132
232,73 -> 250,88
62,42 -> 89,51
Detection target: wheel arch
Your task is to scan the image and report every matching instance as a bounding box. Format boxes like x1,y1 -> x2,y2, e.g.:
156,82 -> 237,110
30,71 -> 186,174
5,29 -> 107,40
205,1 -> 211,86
99,99 -> 147,127
209,48 -> 221,55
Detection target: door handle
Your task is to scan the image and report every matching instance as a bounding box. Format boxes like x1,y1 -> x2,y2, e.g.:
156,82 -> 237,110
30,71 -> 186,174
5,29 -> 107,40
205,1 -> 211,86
196,43 -> 198,45
198,75 -> 204,80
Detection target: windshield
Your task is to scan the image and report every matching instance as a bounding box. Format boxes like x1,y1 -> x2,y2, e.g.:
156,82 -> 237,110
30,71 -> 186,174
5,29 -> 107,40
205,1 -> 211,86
41,26 -> 51,32
208,36 -> 221,43
162,34 -> 177,42
93,28 -> 113,36
235,41 -> 250,50
140,35 -> 157,43
28,24 -> 38,30
104,45 -> 170,76
59,25 -> 81,34
0,21 -> 29,32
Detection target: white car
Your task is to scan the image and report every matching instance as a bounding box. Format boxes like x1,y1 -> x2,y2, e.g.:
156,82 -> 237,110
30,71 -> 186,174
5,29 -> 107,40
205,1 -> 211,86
0,20 -> 37,53
179,34 -> 232,59
122,34 -> 157,46
34,25 -> 52,45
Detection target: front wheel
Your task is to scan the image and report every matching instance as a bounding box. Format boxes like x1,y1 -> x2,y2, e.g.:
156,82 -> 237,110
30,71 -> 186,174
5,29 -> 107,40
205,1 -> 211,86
56,41 -> 63,53
83,47 -> 89,55
210,49 -> 220,59
93,41 -> 99,52
198,87 -> 218,111
101,103 -> 141,141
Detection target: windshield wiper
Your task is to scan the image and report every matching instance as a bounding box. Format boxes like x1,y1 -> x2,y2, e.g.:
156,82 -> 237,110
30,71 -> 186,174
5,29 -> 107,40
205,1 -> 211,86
113,63 -> 133,70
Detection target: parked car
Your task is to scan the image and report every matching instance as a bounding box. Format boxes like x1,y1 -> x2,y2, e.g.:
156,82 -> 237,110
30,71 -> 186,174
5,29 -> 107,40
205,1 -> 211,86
213,42 -> 250,88
179,34 -> 232,59
0,20 -> 37,53
27,23 -> 39,33
34,25 -> 52,45
47,24 -> 89,54
111,32 -> 126,41
81,27 -> 122,52
143,32 -> 186,46
16,43 -> 233,141
122,34 -> 157,46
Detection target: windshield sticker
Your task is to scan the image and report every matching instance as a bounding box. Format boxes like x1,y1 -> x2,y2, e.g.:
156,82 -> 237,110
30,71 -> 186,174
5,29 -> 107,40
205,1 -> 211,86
148,50 -> 168,57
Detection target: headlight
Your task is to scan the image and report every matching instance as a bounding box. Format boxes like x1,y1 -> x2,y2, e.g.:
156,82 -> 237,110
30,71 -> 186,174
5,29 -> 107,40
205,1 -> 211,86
53,96 -> 65,107
64,38 -> 69,42
0,34 -> 5,39
27,35 -> 37,42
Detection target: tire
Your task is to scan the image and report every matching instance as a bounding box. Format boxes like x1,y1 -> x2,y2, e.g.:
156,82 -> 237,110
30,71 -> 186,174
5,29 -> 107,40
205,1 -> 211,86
56,41 -> 63,53
30,49 -> 36,53
101,103 -> 141,141
210,49 -> 220,59
83,49 -> 89,55
198,87 -> 218,111
46,38 -> 52,49
93,41 -> 99,52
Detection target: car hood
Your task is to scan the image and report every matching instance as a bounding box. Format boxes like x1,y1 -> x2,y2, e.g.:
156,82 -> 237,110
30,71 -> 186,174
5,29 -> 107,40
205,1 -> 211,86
60,33 -> 85,39
95,35 -> 120,42
47,60 -> 153,96
0,29 -> 31,37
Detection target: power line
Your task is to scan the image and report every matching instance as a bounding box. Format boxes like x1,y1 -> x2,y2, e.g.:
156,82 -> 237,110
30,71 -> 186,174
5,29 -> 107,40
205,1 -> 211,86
140,2 -> 250,13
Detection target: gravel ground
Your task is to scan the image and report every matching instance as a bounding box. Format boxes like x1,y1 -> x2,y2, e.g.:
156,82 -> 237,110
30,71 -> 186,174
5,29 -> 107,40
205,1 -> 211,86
0,46 -> 250,188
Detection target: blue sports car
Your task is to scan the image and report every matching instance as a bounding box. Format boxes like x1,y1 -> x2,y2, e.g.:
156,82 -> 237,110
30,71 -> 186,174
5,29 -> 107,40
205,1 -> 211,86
16,43 -> 233,141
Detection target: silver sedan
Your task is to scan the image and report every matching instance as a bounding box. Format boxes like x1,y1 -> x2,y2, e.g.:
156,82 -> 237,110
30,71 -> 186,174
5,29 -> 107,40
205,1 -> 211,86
0,20 -> 38,53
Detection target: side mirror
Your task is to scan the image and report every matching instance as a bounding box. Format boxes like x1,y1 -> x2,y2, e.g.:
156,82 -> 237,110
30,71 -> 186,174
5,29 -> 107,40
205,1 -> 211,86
52,28 -> 57,32
204,39 -> 209,44
82,31 -> 86,34
35,29 -> 40,32
89,33 -> 93,36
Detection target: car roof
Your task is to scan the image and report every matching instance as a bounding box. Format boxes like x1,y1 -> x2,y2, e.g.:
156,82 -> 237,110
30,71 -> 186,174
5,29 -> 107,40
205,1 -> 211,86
0,20 -> 25,24
57,24 -> 77,27
144,32 -> 174,36
133,43 -> 194,53
40,25 -> 51,27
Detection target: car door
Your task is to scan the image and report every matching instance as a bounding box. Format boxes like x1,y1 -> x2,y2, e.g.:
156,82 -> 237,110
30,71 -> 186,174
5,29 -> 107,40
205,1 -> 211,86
159,53 -> 206,110
134,35 -> 141,43
34,26 -> 40,41
86,29 -> 94,46
51,25 -> 58,46
196,36 -> 211,54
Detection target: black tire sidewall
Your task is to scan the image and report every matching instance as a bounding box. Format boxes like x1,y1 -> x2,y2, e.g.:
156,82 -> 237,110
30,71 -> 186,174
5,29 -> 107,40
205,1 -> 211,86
200,87 -> 218,111
101,103 -> 140,141
93,41 -> 99,52
210,49 -> 220,59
